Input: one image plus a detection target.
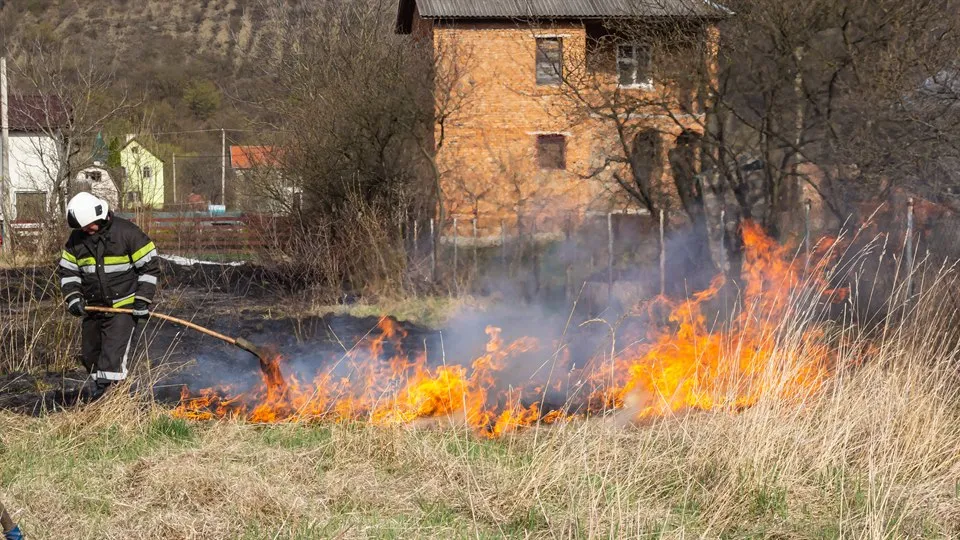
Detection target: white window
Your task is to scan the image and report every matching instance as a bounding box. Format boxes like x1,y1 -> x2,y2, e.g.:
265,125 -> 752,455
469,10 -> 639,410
142,166 -> 152,180
132,146 -> 140,155
85,171 -> 103,183
126,191 -> 142,205
617,44 -> 652,88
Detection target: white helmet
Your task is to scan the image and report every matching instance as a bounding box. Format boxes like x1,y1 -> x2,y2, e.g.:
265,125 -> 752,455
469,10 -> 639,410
66,192 -> 109,229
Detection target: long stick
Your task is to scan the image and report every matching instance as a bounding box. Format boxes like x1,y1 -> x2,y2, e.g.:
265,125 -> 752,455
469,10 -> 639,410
86,305 -> 238,345
84,306 -> 269,370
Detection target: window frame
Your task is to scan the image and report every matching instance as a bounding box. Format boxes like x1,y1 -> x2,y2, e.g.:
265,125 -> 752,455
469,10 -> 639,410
616,43 -> 653,89
535,37 -> 564,86
536,134 -> 567,170
142,166 -> 152,180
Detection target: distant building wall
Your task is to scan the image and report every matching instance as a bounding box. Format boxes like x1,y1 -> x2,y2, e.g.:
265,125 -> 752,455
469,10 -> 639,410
8,133 -> 62,221
120,140 -> 165,209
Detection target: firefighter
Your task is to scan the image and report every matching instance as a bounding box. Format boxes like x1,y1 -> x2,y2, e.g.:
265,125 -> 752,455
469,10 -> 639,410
58,192 -> 160,396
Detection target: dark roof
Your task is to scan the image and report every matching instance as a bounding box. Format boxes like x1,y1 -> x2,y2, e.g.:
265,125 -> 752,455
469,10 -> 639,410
397,0 -> 730,32
7,95 -> 70,132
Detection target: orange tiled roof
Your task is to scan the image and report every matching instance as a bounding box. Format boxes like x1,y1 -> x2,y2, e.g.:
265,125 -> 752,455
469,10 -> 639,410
230,145 -> 281,169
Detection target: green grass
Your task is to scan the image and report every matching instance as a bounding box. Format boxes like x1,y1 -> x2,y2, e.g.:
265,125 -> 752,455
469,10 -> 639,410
303,295 -> 488,327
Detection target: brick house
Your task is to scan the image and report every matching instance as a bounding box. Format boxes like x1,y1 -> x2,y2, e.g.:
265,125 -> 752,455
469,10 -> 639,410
396,0 -> 726,234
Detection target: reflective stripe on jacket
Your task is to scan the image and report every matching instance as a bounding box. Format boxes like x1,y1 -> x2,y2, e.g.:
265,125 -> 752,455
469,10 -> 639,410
58,214 -> 160,308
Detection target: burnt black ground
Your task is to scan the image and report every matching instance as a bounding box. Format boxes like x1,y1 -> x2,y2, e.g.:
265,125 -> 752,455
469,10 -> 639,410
0,300 -> 642,417
0,258 -> 672,417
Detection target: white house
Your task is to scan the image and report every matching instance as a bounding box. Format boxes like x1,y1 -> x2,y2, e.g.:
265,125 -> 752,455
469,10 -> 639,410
74,165 -> 119,209
4,95 -> 68,223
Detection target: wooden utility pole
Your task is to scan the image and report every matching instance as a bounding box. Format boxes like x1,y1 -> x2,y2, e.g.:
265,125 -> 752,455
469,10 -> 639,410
172,153 -> 177,206
220,128 -> 226,207
0,57 -> 10,253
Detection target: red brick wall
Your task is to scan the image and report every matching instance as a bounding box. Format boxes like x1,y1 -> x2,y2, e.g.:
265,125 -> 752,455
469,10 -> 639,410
424,19 -> 711,233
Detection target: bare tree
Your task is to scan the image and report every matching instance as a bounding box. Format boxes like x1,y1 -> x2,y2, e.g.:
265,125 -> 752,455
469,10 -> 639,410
549,0 -> 960,275
237,0 -> 455,294
5,37 -> 135,220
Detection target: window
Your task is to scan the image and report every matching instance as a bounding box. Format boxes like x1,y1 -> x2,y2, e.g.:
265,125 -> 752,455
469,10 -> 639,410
126,191 -> 142,205
15,192 -> 46,222
631,131 -> 660,185
132,146 -> 140,155
85,171 -> 103,183
617,44 -> 652,88
142,166 -> 152,180
536,38 -> 563,85
537,134 -> 566,170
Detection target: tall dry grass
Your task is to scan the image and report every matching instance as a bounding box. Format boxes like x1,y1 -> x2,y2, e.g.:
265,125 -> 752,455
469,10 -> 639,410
0,266 -> 79,374
0,239 -> 958,538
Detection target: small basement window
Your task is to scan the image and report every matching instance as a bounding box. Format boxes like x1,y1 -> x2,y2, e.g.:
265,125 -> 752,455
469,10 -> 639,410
536,37 -> 563,85
537,134 -> 567,170
617,44 -> 652,88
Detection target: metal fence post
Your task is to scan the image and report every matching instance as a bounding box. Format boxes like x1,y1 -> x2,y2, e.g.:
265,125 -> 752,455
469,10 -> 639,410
659,209 -> 666,297
607,212 -> 614,305
565,213 -> 573,303
532,218 -> 540,296
804,200 -> 811,273
500,219 -> 506,274
472,217 -> 478,279
453,217 -> 459,291
905,197 -> 915,304
430,218 -> 436,282
719,208 -> 727,274
413,219 -> 419,255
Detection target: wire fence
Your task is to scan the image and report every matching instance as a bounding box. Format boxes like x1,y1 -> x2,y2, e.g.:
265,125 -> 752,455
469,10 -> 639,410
3,196 -> 955,310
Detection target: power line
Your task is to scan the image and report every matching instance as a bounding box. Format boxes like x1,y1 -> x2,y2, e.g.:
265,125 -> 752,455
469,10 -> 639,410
148,128 -> 289,136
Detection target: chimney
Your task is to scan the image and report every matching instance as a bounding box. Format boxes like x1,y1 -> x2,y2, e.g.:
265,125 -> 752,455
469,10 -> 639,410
125,133 -> 136,143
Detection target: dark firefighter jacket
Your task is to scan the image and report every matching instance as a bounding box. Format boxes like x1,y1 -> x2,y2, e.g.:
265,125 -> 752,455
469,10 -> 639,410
57,214 -> 160,308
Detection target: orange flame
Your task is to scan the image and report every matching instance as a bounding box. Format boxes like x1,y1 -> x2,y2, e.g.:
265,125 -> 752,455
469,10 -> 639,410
173,221 -> 846,436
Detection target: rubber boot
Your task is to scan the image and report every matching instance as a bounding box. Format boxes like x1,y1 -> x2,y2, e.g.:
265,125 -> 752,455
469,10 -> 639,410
91,380 -> 113,400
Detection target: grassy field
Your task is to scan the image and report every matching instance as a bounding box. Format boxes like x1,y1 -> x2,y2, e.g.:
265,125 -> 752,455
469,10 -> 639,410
1,328 -> 957,539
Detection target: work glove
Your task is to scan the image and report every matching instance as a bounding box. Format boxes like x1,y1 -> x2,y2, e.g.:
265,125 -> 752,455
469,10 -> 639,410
66,297 -> 86,318
131,299 -> 150,321
4,524 -> 23,540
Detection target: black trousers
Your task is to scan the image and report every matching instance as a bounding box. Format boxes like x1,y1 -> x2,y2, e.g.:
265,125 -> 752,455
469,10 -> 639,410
81,313 -> 137,383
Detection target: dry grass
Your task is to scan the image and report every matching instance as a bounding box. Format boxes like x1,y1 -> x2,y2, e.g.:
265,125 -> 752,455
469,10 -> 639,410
0,265 -> 79,374
0,280 -> 958,539
1,236 -> 959,538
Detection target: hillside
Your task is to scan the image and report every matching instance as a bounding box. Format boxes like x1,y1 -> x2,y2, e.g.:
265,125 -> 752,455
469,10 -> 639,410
0,0 -> 276,142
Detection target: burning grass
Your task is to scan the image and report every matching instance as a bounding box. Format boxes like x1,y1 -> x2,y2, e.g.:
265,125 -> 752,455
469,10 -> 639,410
0,311 -> 957,538
172,222 -> 851,436
1,223 -> 958,537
